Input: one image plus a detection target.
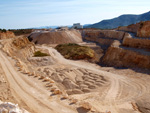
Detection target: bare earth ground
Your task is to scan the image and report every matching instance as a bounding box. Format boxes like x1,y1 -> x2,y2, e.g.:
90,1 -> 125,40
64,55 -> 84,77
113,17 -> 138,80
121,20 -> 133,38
0,43 -> 150,113
0,50 -> 78,113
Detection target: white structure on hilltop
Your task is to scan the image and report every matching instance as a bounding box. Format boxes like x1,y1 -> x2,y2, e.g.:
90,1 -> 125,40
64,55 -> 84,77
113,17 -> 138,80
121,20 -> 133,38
72,23 -> 83,29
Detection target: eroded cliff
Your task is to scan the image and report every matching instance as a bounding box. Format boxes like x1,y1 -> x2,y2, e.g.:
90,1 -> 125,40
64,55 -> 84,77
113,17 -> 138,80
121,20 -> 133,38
102,46 -> 150,69
116,22 -> 141,33
81,30 -> 127,47
0,31 -> 15,39
1,36 -> 35,59
123,37 -> 150,49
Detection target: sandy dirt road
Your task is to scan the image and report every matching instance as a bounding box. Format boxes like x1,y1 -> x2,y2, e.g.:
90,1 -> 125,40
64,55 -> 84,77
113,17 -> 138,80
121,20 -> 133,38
0,50 -> 77,113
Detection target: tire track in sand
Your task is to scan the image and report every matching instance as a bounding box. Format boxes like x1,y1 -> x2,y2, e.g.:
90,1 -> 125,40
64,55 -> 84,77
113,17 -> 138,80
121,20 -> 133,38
0,50 -> 77,113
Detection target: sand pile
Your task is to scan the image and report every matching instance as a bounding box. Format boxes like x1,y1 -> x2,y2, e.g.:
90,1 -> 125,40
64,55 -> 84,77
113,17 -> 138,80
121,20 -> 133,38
28,29 -> 82,44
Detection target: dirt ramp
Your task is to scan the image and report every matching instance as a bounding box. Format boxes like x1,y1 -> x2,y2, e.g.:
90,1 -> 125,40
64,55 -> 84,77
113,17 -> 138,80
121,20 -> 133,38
28,29 -> 82,44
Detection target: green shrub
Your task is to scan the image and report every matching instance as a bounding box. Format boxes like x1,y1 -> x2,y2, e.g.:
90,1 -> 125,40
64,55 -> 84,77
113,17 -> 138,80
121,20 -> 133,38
9,29 -> 32,36
0,29 -> 7,32
140,22 -> 144,29
55,43 -> 95,60
34,51 -> 49,57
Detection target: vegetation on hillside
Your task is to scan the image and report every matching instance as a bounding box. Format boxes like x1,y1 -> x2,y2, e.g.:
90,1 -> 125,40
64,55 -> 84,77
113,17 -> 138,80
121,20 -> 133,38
9,29 -> 32,36
139,21 -> 144,29
34,51 -> 49,57
0,29 -> 7,32
87,11 -> 150,29
55,43 -> 95,60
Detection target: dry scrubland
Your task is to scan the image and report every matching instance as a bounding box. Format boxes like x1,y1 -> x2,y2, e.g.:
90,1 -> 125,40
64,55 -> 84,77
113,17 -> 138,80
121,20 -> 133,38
0,21 -> 150,113
55,43 -> 95,60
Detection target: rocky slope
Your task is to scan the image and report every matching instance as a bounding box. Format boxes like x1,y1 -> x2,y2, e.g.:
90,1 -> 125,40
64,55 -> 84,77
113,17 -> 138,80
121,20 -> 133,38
81,29 -> 127,48
137,21 -> 150,38
1,36 -> 35,60
117,20 -> 150,39
116,22 -> 141,33
103,46 -> 150,69
123,37 -> 150,49
0,31 -> 15,39
28,29 -> 82,44
83,30 -> 125,40
1,36 -> 36,74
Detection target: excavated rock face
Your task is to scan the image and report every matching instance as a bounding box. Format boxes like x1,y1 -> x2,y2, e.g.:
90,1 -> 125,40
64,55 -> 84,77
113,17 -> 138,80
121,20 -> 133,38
137,21 -> 150,38
1,36 -> 36,73
0,31 -> 15,39
1,36 -> 35,60
123,37 -> 150,49
81,30 -> 126,47
83,30 -> 125,40
116,22 -> 141,33
102,46 -> 150,69
28,29 -> 82,44
117,21 -> 150,38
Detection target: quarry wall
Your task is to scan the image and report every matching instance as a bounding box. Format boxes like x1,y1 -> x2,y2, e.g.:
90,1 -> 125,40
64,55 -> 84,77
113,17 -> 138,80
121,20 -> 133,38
83,30 -> 125,40
116,23 -> 141,33
137,21 -> 150,38
102,46 -> 150,69
82,30 -> 128,47
85,36 -> 115,46
123,37 -> 150,49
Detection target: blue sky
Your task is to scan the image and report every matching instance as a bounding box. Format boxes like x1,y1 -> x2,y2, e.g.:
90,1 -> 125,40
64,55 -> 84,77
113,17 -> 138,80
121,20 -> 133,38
0,0 -> 149,29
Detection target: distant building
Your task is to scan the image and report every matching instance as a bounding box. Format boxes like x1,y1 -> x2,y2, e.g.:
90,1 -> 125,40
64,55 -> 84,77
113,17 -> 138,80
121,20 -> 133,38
72,23 -> 83,29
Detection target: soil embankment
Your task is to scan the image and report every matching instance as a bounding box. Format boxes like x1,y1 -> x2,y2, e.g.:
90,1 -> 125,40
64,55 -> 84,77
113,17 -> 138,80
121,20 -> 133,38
28,29 -> 82,44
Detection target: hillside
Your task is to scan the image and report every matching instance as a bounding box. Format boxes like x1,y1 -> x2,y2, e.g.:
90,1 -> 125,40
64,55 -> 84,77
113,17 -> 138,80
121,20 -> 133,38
28,29 -> 82,44
87,11 -> 150,29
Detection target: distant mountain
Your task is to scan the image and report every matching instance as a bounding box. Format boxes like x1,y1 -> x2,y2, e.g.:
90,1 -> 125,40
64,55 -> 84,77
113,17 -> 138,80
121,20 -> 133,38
83,24 -> 91,28
32,26 -> 58,29
87,11 -> 150,29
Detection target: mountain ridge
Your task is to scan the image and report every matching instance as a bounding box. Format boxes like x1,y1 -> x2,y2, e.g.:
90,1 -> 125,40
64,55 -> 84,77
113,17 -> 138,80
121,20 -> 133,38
86,11 -> 150,29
